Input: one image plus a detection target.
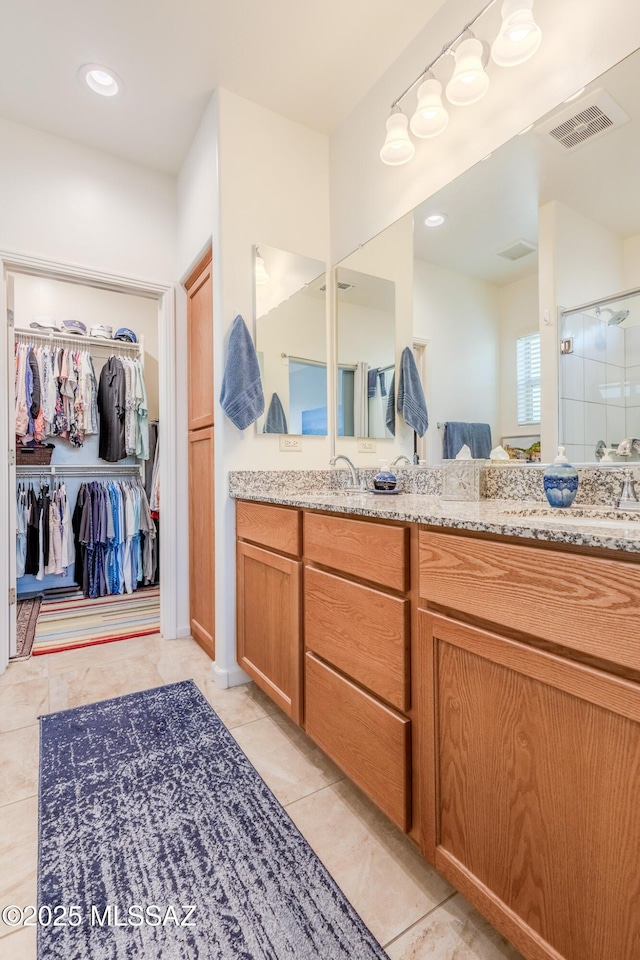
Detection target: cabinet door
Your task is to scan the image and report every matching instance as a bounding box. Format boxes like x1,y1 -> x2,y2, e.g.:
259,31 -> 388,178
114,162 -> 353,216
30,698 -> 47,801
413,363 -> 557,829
419,611 -> 640,960
185,251 -> 214,431
237,542 -> 302,723
188,428 -> 215,658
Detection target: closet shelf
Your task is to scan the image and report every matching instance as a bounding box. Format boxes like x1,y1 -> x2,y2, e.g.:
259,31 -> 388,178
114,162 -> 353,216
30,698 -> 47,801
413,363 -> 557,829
16,463 -> 142,478
14,328 -> 143,355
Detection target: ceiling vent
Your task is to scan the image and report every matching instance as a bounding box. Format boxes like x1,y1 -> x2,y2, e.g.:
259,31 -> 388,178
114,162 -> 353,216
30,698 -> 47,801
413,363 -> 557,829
535,89 -> 629,153
496,239 -> 537,262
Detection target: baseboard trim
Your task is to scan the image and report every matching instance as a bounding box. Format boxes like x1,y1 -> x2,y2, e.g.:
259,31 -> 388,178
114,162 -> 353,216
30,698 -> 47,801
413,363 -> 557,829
211,661 -> 251,689
176,624 -> 192,639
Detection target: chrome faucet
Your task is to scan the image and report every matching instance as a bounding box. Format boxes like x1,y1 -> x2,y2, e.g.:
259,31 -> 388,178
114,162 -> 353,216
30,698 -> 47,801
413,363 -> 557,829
329,455 -> 359,489
391,455 -> 411,467
617,474 -> 640,511
616,438 -> 640,457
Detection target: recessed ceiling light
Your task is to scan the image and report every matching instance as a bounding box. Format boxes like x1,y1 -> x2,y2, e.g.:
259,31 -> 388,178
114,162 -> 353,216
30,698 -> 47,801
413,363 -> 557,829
424,214 -> 447,228
564,87 -> 586,104
79,63 -> 122,97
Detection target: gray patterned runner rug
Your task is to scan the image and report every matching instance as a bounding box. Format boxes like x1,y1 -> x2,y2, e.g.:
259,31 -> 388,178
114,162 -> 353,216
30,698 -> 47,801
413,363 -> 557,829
38,680 -> 388,960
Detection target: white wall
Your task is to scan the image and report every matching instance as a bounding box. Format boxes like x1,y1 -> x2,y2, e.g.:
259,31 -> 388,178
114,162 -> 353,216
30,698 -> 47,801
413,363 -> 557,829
498,273 -> 539,439
413,259 -> 500,463
622,232 -> 640,287
329,0 -> 640,264
0,116 -> 176,282
177,95 -> 218,277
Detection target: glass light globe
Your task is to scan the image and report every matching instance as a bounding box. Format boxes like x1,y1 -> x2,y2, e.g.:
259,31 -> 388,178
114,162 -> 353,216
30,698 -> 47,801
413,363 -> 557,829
491,0 -> 542,67
410,79 -> 449,138
379,112 -> 415,165
446,38 -> 490,106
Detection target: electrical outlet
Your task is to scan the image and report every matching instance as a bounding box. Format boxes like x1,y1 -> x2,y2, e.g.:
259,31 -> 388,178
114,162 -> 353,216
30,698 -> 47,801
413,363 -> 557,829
358,439 -> 377,453
279,436 -> 303,452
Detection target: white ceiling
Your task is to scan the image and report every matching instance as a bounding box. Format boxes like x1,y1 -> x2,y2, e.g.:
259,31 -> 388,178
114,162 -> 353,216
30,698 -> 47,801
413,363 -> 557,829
0,0 -> 445,173
413,48 -> 640,287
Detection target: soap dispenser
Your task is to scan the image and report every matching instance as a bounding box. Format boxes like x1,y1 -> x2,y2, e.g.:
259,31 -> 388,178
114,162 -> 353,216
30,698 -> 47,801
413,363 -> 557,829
543,447 -> 579,508
373,460 -> 397,491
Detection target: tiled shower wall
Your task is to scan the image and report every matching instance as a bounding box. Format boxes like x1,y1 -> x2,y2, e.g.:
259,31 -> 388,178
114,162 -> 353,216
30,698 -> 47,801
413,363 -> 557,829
560,311 -> 640,461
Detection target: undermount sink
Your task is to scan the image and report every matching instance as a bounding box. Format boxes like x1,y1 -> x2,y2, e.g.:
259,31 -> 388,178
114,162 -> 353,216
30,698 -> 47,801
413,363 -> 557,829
498,505 -> 640,525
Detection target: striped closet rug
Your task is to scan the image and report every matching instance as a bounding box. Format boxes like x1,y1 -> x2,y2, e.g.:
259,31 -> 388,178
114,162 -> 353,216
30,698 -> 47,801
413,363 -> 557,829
32,587 -> 160,656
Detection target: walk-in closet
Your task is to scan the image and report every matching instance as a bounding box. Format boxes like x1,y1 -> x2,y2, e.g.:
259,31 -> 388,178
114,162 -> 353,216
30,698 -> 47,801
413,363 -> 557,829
9,272 -> 161,659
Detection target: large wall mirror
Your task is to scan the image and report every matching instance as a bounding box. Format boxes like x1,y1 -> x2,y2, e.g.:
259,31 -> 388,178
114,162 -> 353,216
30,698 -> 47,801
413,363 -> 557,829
254,245 -> 327,436
332,45 -> 640,464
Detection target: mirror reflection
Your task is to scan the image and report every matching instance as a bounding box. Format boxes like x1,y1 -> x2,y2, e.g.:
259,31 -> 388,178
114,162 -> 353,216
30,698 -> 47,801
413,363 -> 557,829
335,267 -> 396,438
254,245 -> 327,436
334,46 -> 640,464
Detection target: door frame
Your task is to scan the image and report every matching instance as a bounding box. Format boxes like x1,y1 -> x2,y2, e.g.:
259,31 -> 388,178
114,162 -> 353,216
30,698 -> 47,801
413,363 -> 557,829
0,250 -> 178,673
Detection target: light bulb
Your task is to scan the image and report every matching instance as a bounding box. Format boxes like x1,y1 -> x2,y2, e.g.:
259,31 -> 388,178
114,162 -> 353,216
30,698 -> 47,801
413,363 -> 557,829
255,254 -> 269,285
491,0 -> 542,67
410,78 -> 449,139
79,64 -> 122,97
379,112 -> 415,165
446,38 -> 490,106
424,214 -> 447,228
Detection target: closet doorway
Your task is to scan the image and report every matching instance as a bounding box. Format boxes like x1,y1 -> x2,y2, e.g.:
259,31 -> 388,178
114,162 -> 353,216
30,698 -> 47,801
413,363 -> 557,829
185,249 -> 215,659
0,253 -> 177,672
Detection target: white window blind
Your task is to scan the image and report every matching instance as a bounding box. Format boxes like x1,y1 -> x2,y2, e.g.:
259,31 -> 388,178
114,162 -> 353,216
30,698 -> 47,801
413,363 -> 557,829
516,333 -> 541,425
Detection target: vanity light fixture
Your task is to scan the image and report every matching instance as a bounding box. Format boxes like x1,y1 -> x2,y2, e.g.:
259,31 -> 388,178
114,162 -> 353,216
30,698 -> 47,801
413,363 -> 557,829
380,0 -> 543,165
255,250 -> 270,285
379,110 -> 416,165
79,63 -> 122,97
491,0 -> 542,67
424,214 -> 447,227
446,37 -> 490,106
410,78 -> 449,138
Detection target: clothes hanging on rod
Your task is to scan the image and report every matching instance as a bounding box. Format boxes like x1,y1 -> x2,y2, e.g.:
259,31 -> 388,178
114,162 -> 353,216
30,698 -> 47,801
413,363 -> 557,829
97,355 -> 149,462
17,481 -> 75,581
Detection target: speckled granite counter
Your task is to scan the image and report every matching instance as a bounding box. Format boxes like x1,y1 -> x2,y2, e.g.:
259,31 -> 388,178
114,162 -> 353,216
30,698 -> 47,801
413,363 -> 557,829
229,471 -> 640,555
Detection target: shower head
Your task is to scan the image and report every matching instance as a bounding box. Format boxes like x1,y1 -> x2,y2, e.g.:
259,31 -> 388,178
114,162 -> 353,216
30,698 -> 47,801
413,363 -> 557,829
595,306 -> 630,325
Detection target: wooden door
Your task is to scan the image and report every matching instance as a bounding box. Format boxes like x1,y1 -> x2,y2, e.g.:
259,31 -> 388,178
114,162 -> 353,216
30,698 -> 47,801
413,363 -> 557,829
419,610 -> 640,960
237,541 -> 302,723
186,250 -> 214,431
185,249 -> 214,659
188,428 -> 215,657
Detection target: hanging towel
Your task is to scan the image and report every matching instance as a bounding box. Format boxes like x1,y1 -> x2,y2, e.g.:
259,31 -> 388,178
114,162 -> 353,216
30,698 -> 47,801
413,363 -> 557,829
264,393 -> 288,434
219,315 -> 265,430
443,422 -> 492,459
379,371 -> 387,397
367,367 -> 379,399
385,373 -> 396,437
396,347 -> 428,437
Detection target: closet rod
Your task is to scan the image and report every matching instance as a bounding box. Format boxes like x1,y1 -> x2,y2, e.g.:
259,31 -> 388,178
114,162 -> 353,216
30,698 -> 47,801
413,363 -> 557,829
16,464 -> 143,478
14,329 -> 142,354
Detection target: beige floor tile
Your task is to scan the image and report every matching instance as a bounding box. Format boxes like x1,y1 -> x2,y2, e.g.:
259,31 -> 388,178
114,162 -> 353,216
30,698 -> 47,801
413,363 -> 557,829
196,678 -> 279,729
385,894 -> 524,960
0,726 -> 39,807
48,655 -> 166,712
0,925 -> 36,960
0,798 -> 38,939
0,679 -> 49,733
46,632 -> 164,674
287,779 -> 454,947
231,713 -> 343,805
154,643 -> 214,686
0,657 -> 49,687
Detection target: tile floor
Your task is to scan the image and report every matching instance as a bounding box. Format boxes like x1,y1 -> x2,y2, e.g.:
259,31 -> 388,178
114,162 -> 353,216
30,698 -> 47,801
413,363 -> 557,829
0,635 -> 523,960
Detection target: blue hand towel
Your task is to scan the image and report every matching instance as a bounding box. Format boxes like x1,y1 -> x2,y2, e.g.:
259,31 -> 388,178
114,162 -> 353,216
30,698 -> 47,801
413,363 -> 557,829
379,371 -> 387,397
264,393 -> 288,434
442,422 -> 492,459
367,368 -> 379,399
219,315 -> 265,430
385,373 -> 396,436
396,347 -> 428,437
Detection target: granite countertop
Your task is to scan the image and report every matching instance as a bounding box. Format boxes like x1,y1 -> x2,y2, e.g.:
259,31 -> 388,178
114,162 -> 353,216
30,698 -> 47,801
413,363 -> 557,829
231,488 -> 640,555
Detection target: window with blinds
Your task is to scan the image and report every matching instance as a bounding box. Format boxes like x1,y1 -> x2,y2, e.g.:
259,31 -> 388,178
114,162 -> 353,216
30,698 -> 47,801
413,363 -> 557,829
516,333 -> 541,425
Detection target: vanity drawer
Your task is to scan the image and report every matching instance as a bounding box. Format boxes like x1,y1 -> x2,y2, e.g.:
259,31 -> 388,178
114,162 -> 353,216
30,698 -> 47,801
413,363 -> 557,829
419,530 -> 640,672
236,500 -> 301,557
304,566 -> 409,711
305,652 -> 410,830
304,512 -> 408,591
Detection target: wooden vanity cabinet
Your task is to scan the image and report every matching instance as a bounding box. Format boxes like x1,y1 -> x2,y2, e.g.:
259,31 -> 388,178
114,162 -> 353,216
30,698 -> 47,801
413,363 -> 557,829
236,501 -> 302,724
418,529 -> 640,960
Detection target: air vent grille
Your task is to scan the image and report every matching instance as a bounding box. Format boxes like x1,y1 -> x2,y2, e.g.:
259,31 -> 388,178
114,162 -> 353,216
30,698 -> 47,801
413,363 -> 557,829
497,239 -> 537,262
550,105 -> 613,150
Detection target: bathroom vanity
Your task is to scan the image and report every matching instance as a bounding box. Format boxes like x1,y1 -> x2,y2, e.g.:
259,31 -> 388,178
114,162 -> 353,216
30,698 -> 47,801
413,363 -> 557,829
233,479 -> 640,960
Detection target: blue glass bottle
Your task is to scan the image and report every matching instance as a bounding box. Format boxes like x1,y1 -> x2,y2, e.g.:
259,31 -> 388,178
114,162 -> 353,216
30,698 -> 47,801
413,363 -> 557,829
543,447 -> 579,508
